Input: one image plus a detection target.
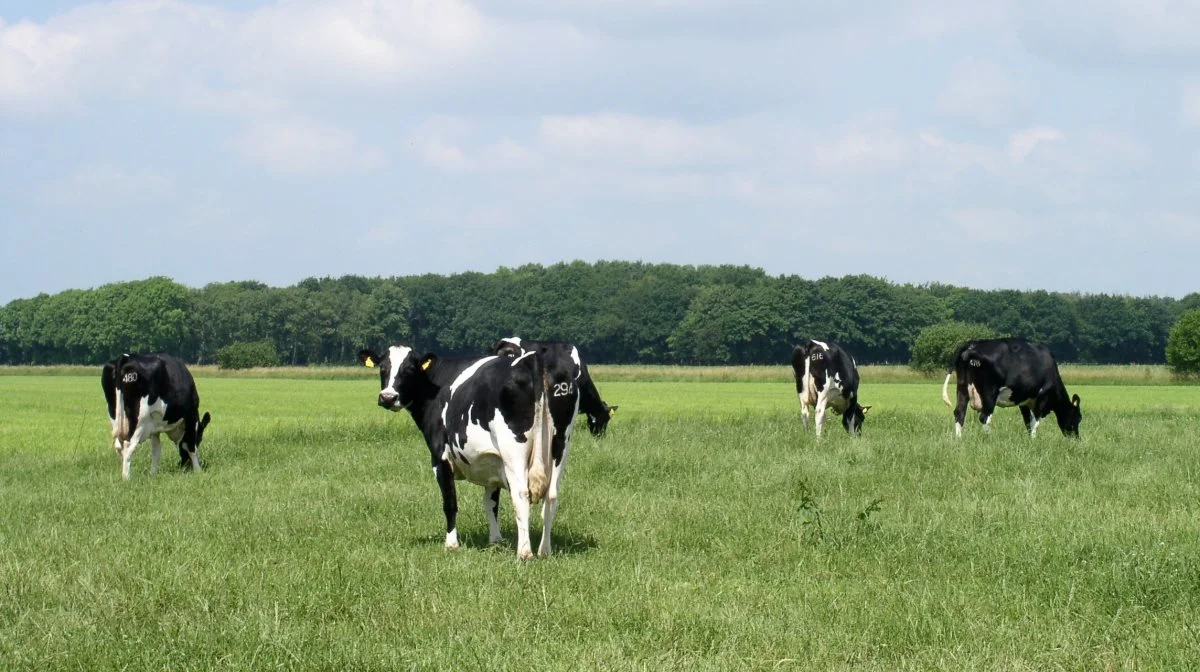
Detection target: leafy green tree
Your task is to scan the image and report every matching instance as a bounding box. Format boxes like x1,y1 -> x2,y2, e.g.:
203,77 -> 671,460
1166,310 -> 1200,376
217,341 -> 282,369
909,321 -> 998,374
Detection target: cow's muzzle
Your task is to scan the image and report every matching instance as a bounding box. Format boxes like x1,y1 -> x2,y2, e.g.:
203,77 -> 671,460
378,390 -> 404,410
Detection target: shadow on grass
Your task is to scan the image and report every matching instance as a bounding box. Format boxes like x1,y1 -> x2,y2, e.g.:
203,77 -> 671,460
407,526 -> 599,556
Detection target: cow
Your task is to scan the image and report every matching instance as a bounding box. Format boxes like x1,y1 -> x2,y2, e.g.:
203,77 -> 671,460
942,337 -> 1081,439
358,345 -> 556,559
489,337 -> 618,436
101,353 -> 211,480
791,339 -> 870,437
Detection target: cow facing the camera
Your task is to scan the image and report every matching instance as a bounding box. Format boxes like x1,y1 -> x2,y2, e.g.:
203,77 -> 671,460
358,345 -> 556,559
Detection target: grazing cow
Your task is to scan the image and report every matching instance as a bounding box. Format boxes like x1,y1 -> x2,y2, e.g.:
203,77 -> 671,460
791,339 -> 870,437
358,345 -> 555,559
942,337 -> 1081,438
489,337 -> 618,436
101,353 -> 211,480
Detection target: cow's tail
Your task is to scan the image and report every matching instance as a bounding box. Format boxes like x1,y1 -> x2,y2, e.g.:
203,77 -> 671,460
526,365 -> 553,505
941,372 -> 954,407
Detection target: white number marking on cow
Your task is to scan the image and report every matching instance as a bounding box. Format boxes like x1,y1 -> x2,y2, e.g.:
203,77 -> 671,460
553,382 -> 574,397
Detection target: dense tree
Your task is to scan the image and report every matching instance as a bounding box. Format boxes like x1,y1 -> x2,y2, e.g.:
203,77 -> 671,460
1166,310 -> 1200,376
0,263 -> 1190,366
909,322 -> 998,375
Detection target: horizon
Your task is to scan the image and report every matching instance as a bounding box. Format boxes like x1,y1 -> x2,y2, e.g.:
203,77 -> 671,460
2,263 -> 1195,305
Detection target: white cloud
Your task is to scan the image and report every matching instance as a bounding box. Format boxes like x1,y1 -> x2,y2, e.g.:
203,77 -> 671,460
234,118 -> 386,174
936,59 -> 1025,127
39,164 -> 174,208
1015,0 -> 1200,65
234,0 -> 487,87
1007,126 -> 1064,162
0,17 -> 83,109
810,118 -> 912,173
538,113 -> 742,166
408,117 -> 535,174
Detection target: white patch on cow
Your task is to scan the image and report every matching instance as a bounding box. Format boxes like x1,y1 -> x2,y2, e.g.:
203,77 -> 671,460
955,421 -> 963,438
811,340 -> 830,351
982,414 -> 993,435
570,346 -> 582,378
383,345 -> 412,398
967,383 -> 984,411
1027,415 -> 1041,437
510,351 -> 535,367
449,356 -> 498,397
447,407 -> 511,489
118,395 -> 184,480
445,528 -> 459,550
996,387 -> 1015,407
501,336 -> 522,349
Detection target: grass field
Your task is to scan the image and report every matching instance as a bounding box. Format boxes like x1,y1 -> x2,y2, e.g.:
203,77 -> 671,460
2,369 -> 1199,669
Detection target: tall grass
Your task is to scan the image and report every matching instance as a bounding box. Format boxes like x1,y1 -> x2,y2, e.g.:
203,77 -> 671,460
2,376 -> 1198,669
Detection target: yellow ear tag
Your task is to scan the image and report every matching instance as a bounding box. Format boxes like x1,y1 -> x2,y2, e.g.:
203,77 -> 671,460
609,408 -> 616,417
421,359 -> 432,371
364,357 -> 375,368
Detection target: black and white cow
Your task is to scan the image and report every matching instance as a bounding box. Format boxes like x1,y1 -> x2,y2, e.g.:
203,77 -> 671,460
791,339 -> 870,437
489,337 -> 618,437
487,339 -> 579,543
358,345 -> 555,559
942,337 -> 1081,438
101,353 -> 211,480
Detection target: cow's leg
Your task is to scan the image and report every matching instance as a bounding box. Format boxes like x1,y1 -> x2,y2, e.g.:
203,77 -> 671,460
814,394 -> 830,438
538,447 -> 569,557
120,430 -> 146,481
434,461 -> 460,550
149,435 -> 163,474
978,395 -> 998,435
503,462 -> 534,560
483,487 -> 502,544
1020,406 -> 1040,437
954,380 -> 970,439
179,442 -> 202,472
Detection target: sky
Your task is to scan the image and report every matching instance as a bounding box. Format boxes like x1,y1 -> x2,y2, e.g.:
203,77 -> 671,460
1,0 -> 1198,304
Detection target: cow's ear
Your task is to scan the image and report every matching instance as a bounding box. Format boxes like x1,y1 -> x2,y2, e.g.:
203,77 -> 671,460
860,405 -> 872,415
199,412 -> 211,429
1071,394 -> 1080,407
419,352 -> 437,372
357,349 -> 378,368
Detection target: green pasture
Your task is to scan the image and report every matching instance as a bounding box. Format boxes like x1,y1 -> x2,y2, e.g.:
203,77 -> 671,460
1,371 -> 1199,670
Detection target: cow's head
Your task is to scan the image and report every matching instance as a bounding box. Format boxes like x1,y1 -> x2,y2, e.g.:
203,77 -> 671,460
843,403 -> 871,436
1057,394 -> 1081,437
489,337 -> 524,358
585,404 -> 618,436
358,346 -> 435,411
180,411 -> 212,468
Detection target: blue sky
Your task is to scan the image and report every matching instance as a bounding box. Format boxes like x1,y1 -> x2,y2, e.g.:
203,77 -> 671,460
2,0 -> 1198,304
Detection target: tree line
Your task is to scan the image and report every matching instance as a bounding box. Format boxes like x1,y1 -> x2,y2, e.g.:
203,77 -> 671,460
1,261 -> 1196,367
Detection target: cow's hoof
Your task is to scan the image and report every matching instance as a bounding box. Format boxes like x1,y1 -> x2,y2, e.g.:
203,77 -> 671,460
518,549 -> 535,560
444,543 -> 460,551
